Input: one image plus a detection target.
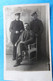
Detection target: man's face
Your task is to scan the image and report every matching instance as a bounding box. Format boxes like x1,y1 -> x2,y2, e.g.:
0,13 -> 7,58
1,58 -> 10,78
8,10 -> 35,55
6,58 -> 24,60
33,14 -> 37,20
15,15 -> 20,21
24,24 -> 30,30
24,24 -> 27,30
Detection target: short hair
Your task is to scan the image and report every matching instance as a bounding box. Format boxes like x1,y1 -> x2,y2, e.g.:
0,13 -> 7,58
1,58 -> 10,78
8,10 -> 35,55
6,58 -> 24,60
24,23 -> 28,24
15,13 -> 20,16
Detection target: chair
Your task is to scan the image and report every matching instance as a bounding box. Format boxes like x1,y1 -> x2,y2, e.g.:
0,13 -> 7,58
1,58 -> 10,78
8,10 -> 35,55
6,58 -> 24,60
28,37 -> 37,62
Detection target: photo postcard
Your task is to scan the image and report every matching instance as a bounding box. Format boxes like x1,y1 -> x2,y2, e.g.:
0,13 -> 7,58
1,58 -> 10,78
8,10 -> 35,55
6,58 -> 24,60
3,3 -> 52,81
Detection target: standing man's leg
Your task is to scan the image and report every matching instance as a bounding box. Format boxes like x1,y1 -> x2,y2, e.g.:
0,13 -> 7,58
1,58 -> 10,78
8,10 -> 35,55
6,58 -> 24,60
12,35 -> 19,60
37,36 -> 41,60
13,45 -> 16,60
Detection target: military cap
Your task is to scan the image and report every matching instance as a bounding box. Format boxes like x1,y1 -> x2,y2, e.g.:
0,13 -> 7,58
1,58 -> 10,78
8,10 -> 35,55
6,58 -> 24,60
31,11 -> 37,16
15,13 -> 20,16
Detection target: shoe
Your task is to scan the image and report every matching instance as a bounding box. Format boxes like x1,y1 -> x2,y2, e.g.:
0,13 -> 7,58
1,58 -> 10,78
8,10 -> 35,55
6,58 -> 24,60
14,63 -> 20,67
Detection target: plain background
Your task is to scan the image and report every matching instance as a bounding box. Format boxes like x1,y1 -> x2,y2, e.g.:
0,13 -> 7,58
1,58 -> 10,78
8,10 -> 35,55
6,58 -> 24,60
0,0 -> 53,81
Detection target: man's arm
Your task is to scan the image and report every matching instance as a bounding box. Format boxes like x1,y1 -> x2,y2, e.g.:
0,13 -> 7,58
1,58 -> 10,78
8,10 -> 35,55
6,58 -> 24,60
24,31 -> 34,45
20,21 -> 24,33
38,20 -> 44,35
9,22 -> 14,33
29,21 -> 33,30
24,37 -> 33,45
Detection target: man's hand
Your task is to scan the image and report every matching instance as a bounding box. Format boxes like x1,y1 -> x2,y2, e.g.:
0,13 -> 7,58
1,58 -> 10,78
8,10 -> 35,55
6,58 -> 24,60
20,30 -> 23,33
15,42 -> 17,46
15,31 -> 19,34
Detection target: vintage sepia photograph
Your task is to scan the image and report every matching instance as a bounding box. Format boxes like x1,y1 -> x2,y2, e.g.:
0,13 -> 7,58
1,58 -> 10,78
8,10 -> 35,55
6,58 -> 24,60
4,3 -> 52,81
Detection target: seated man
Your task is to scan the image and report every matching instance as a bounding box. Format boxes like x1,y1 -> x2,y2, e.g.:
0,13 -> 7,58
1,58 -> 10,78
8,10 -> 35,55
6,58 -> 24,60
14,23 -> 35,67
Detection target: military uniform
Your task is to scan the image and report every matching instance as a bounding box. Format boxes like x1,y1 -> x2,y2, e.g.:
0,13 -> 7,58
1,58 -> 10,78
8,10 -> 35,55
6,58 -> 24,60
30,18 -> 43,60
30,19 -> 43,35
10,20 -> 24,60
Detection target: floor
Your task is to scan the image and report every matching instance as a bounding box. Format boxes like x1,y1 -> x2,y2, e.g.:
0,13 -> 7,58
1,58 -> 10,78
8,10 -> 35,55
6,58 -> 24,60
6,54 -> 49,71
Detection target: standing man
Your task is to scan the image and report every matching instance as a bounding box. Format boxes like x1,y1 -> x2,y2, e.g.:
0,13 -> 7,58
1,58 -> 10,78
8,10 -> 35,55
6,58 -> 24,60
9,13 -> 24,60
30,12 -> 43,60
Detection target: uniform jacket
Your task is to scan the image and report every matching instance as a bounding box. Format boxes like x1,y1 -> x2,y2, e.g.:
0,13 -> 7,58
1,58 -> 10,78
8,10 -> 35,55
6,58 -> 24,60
30,18 -> 43,36
9,20 -> 24,44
